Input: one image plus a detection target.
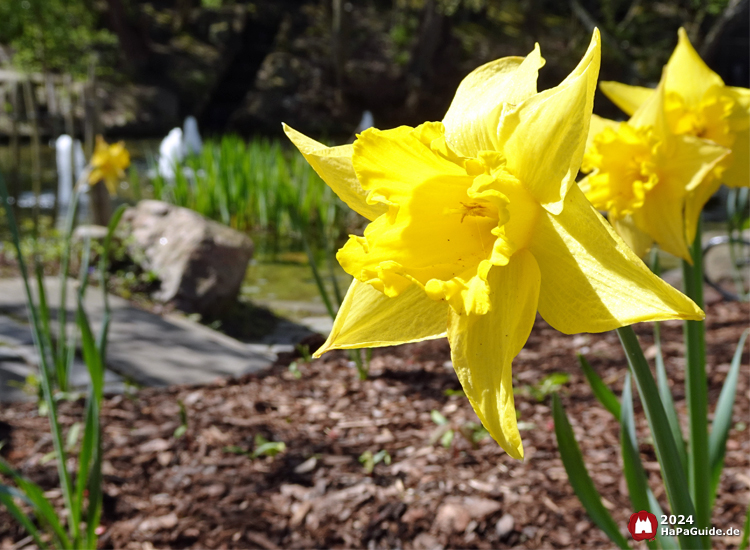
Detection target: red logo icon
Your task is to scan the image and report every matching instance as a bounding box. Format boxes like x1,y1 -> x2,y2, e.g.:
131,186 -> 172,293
627,511 -> 658,541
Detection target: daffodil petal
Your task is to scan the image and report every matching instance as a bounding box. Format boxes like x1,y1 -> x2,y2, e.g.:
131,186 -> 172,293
661,134 -> 729,193
629,74 -> 669,136
585,114 -> 619,154
447,250 -> 540,460
599,81 -> 655,116
104,177 -> 119,196
313,279 -> 448,357
498,29 -> 600,215
665,28 -> 724,109
283,123 -> 387,221
727,87 -> 750,132
612,215 -> 654,259
723,127 -> 749,188
685,177 -> 723,247
529,185 -> 703,333
442,45 -> 545,157
88,168 -> 103,185
632,183 -> 692,262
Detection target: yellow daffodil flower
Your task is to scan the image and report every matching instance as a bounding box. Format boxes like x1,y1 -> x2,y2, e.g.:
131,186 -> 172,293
88,136 -> 130,195
284,30 -> 703,460
600,28 -> 749,188
581,71 -> 730,262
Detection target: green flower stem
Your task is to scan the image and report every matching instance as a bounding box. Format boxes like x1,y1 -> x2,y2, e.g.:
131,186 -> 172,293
682,217 -> 710,532
616,326 -> 703,550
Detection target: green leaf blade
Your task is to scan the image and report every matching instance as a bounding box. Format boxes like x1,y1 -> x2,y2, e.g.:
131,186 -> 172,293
578,354 -> 621,419
709,329 -> 749,504
552,393 -> 630,550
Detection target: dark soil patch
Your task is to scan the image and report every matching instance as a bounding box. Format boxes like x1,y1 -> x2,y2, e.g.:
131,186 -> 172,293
0,301 -> 748,549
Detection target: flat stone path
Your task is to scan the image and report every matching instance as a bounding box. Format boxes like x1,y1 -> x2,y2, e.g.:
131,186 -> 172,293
0,277 -> 290,401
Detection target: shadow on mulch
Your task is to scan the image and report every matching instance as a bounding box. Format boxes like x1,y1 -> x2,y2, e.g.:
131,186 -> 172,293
0,301 -> 748,550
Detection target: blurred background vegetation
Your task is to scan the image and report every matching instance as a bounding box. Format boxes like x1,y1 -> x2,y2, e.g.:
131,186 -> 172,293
0,0 -> 747,140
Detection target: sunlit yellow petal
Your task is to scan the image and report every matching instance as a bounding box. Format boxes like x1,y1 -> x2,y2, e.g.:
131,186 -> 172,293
498,29 -> 600,215
632,183 -> 692,261
648,134 -> 728,256
660,134 -> 729,193
447,250 -> 540,460
612,216 -> 653,259
283,123 -> 387,221
314,279 -> 448,357
442,46 -> 545,157
685,176 -> 722,247
584,114 -> 619,155
529,185 -> 703,334
599,81 -> 655,116
723,128 -> 749,188
629,73 -> 670,136
664,28 -> 724,109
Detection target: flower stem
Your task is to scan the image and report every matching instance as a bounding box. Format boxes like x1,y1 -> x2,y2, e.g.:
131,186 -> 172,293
681,216 -> 710,533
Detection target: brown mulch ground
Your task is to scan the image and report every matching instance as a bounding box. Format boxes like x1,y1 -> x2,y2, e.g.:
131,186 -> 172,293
0,300 -> 748,550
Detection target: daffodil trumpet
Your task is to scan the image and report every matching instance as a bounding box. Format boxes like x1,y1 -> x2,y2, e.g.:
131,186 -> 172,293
285,29 -> 703,460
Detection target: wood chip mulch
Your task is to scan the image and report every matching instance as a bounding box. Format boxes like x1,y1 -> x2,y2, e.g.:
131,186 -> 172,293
0,300 -> 748,549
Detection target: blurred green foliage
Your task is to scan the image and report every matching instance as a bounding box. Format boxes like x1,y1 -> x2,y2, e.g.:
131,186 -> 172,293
150,135 -> 350,256
0,0 -> 117,76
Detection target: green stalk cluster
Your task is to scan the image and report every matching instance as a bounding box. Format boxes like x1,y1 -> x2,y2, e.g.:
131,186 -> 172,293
0,173 -> 122,549
555,219 -> 750,550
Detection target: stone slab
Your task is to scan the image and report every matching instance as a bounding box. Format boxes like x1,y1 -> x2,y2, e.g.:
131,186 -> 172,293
0,277 -> 275,391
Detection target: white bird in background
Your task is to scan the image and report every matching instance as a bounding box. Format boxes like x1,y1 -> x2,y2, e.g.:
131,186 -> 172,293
182,116 -> 203,157
158,127 -> 184,179
55,135 -> 86,207
158,117 -> 204,179
355,110 -> 374,134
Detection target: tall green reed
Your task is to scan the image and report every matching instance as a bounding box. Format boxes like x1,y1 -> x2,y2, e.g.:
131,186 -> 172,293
0,172 -> 122,549
151,135 -> 348,256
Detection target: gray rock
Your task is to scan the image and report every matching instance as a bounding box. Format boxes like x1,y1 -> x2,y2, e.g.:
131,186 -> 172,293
119,200 -> 253,317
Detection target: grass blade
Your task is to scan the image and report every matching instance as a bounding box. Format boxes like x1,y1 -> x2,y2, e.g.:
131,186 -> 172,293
740,501 -> 750,550
578,354 -> 620,419
0,459 -> 70,548
708,329 -> 749,506
0,172 -> 79,543
0,486 -> 48,550
617,326 -> 702,549
97,204 -> 127,359
551,393 -> 630,549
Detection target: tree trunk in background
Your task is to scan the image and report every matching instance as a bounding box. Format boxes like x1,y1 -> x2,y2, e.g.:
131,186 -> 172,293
331,0 -> 349,106
407,0 -> 445,85
175,0 -> 193,33
104,0 -> 152,76
701,0 -> 748,67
